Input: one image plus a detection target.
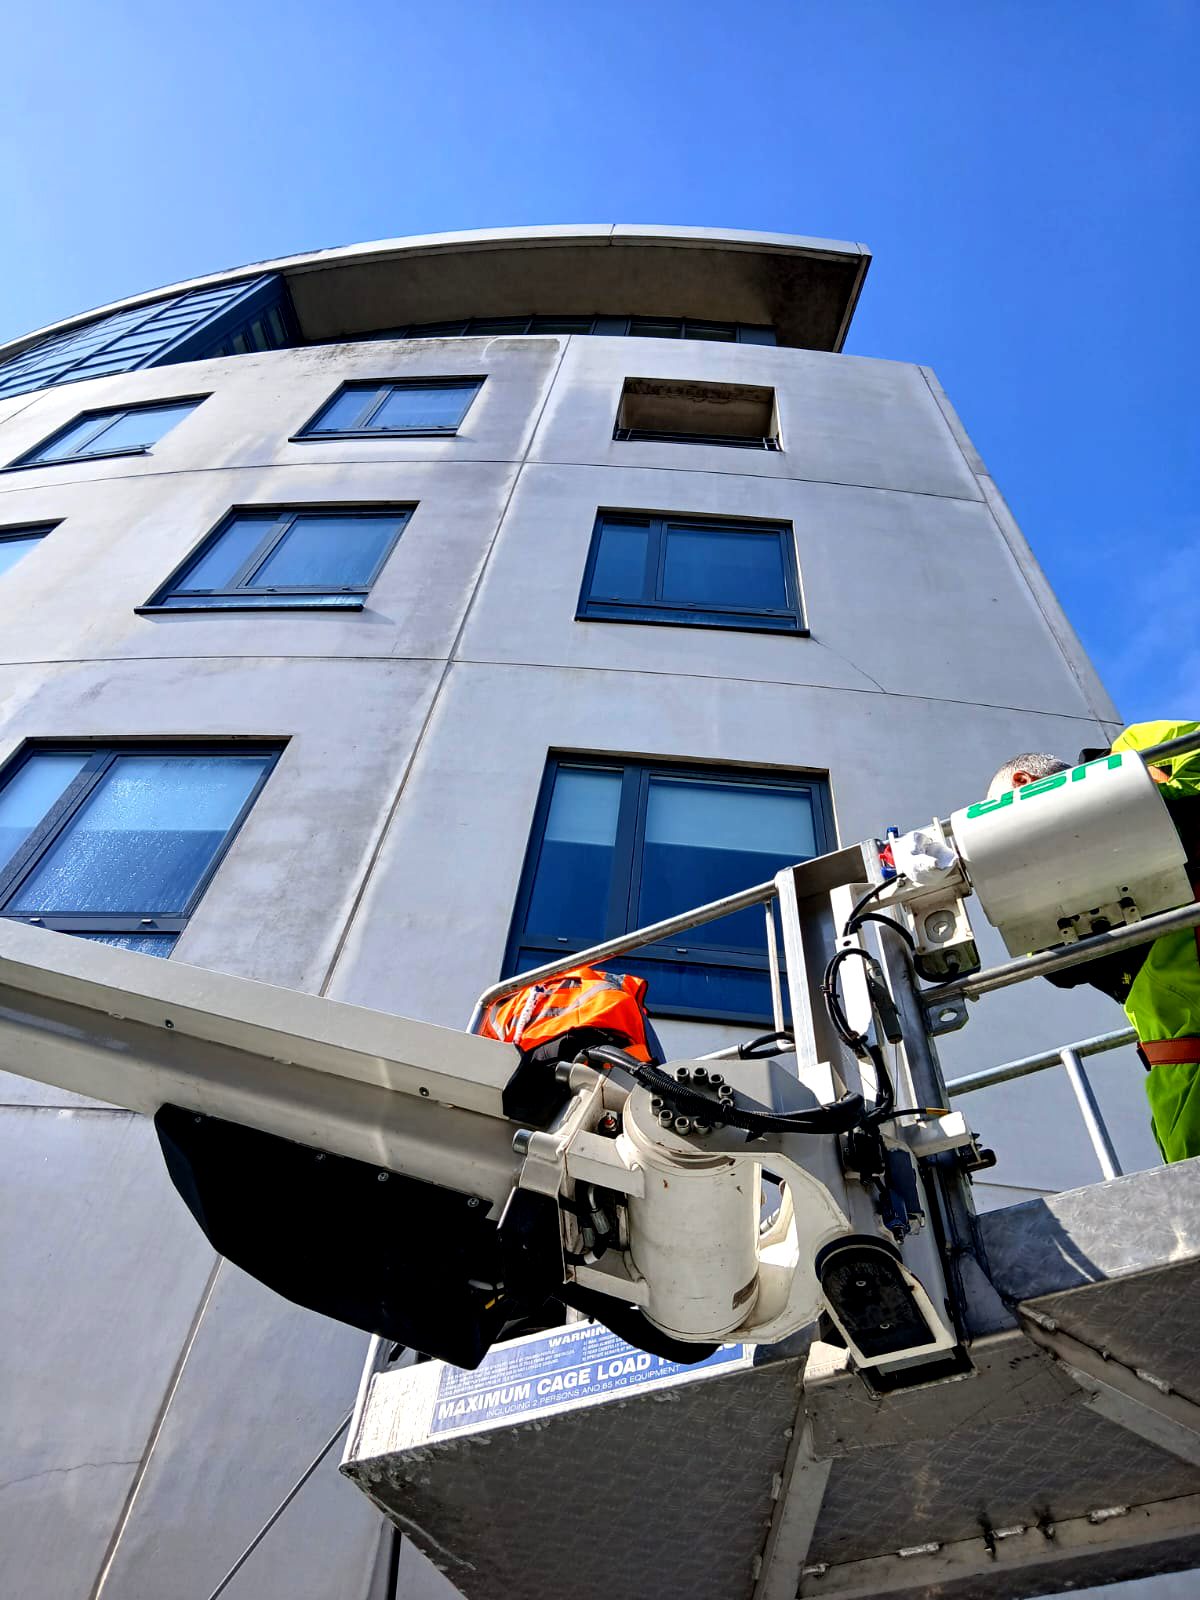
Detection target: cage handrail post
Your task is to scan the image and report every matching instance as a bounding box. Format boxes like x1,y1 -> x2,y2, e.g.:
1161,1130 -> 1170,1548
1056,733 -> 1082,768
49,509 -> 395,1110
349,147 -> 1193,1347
945,1026 -> 1137,1097
1060,1046 -> 1123,1181
764,897 -> 786,1034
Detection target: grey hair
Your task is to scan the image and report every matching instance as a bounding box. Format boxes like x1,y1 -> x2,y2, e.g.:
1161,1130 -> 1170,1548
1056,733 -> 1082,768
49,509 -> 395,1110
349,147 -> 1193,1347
986,752 -> 1070,800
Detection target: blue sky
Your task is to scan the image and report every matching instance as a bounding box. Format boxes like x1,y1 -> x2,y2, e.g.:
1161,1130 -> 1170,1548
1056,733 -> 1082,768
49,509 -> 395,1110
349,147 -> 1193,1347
1,1 -> 1195,722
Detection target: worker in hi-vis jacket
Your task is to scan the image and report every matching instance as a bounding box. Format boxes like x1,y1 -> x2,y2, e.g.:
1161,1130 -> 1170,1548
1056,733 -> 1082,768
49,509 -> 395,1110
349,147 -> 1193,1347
988,721 -> 1200,1164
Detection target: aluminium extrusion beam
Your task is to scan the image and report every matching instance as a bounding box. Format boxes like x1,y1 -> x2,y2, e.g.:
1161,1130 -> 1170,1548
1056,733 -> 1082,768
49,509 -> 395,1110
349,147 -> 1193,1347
0,919 -> 521,1207
797,1492 -> 1200,1599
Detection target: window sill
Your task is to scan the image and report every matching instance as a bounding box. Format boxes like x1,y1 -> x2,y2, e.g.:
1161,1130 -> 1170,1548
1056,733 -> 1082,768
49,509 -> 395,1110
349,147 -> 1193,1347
289,430 -> 461,442
137,598 -> 366,614
613,431 -> 781,451
576,607 -> 806,637
3,446 -> 152,472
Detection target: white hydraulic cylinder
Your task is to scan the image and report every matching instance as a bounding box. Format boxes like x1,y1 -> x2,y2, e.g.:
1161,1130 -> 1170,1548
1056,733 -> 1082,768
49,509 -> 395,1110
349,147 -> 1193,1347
951,751 -> 1191,957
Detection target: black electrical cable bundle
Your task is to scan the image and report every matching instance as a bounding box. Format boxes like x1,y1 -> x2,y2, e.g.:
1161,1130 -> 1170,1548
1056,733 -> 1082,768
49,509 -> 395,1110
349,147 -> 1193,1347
584,1043 -> 865,1136
820,874 -> 915,1126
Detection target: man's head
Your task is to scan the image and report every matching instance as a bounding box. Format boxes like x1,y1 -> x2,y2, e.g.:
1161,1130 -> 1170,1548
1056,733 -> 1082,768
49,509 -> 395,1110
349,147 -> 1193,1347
986,752 -> 1070,801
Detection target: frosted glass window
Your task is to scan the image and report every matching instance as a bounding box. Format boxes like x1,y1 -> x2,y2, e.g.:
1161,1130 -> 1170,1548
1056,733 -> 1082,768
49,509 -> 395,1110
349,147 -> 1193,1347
0,753 -> 89,874
300,380 -> 481,437
11,754 -> 271,915
77,932 -> 177,957
13,399 -> 200,467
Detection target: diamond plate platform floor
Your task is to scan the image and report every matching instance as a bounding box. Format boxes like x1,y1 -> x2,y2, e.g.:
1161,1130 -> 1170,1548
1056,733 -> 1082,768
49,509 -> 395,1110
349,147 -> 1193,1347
343,1159 -> 1200,1600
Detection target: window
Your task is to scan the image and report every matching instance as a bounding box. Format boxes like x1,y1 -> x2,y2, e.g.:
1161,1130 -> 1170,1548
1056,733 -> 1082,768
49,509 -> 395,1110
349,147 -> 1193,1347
0,744 -> 279,955
357,315 -> 776,344
506,758 -> 833,1021
296,378 -> 482,439
0,275 -> 293,400
614,378 -> 780,451
8,399 -> 202,469
145,505 -> 414,611
578,512 -> 804,634
0,523 -> 55,577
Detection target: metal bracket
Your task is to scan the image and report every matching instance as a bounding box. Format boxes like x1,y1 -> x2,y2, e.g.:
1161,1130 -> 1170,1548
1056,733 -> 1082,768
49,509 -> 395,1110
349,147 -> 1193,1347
924,994 -> 969,1035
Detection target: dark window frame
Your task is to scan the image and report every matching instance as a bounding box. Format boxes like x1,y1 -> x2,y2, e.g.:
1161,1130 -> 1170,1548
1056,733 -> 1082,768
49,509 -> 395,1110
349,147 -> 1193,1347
4,396 -> 207,471
140,502 -> 416,613
0,521 -> 58,570
0,739 -> 282,945
292,377 -> 484,441
503,754 -> 836,1024
577,511 -> 806,635
351,315 -> 776,345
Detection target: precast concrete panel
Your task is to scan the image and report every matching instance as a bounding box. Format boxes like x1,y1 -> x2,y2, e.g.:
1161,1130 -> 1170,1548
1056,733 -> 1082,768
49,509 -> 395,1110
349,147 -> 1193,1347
0,1109 -> 217,1598
535,337 -> 985,501
454,461 -> 1105,716
0,460 -> 525,669
93,1262 -> 381,1600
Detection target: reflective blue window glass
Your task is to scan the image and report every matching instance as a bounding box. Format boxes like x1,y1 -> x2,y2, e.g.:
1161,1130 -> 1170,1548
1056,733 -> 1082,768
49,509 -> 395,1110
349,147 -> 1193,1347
523,768 -> 622,944
151,507 -> 413,610
589,521 -> 650,600
304,388 -> 377,433
662,525 -> 787,610
508,760 -> 831,1022
10,754 -> 272,915
0,527 -> 52,578
300,380 -> 480,437
579,513 -> 803,634
0,753 -> 89,875
171,514 -> 269,592
14,399 -> 200,467
637,777 -> 817,948
0,277 -> 285,401
251,514 -> 399,590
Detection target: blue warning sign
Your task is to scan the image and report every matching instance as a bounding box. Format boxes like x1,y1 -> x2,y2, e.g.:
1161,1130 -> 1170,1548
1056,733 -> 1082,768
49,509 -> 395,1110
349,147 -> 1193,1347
428,1322 -> 748,1439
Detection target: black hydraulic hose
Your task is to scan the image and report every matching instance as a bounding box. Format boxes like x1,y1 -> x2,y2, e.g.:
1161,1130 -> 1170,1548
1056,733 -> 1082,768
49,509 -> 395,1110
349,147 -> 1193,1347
584,1044 -> 865,1136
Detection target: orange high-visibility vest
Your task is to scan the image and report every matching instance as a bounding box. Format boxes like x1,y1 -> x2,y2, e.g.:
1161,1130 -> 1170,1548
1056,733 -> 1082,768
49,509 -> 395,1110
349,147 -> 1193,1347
479,965 -> 653,1061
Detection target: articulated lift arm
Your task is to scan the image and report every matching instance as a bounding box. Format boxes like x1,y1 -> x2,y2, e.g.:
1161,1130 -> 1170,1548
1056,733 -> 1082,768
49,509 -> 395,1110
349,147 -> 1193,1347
5,732 -> 1199,1378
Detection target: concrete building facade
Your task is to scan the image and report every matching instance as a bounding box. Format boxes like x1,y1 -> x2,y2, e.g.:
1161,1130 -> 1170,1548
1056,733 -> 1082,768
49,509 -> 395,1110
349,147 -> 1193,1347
0,226 -> 1180,1598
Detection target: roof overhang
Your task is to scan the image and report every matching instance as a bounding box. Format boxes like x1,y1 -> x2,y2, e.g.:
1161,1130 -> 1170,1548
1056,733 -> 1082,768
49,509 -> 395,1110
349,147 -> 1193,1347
2,225 -> 872,362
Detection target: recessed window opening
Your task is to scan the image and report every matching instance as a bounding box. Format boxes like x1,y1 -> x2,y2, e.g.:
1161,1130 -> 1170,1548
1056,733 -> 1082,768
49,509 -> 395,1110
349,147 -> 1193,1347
505,757 -> 833,1022
614,378 -> 780,450
0,523 -> 56,578
144,505 -> 414,611
8,399 -> 202,469
578,511 -> 804,634
0,743 -> 280,956
297,378 -> 482,438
